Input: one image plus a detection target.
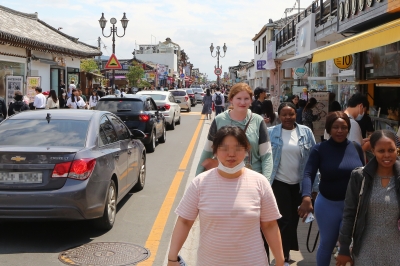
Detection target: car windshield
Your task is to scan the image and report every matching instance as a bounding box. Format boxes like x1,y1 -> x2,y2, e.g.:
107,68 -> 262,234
171,91 -> 186,97
96,100 -> 143,112
0,119 -> 89,147
185,89 -> 194,94
140,94 -> 166,101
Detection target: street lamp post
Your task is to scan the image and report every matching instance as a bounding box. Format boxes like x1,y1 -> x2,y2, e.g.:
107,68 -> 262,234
99,12 -> 129,88
209,43 -> 227,88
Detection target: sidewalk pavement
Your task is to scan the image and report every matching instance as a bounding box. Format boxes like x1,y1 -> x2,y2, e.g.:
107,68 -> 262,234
164,114 -> 336,266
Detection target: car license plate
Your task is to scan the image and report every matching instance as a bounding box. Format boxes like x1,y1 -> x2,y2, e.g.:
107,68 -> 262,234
0,172 -> 43,184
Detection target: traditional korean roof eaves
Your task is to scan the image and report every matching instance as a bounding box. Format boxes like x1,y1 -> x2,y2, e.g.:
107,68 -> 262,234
0,5 -> 101,58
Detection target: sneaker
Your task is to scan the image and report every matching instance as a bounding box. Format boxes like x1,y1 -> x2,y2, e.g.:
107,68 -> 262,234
284,262 -> 290,266
178,255 -> 187,266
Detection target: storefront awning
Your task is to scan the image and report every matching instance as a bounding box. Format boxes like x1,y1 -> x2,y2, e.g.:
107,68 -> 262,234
281,53 -> 312,69
313,18 -> 400,63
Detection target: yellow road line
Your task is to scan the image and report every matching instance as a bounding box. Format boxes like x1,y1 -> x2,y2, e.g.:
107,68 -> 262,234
140,115 -> 205,266
181,112 -> 201,115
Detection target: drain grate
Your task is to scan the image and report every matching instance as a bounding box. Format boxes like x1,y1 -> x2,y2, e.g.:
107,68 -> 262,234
59,242 -> 150,266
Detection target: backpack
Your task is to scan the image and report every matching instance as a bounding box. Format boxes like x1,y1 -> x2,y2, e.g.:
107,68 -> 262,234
215,93 -> 223,105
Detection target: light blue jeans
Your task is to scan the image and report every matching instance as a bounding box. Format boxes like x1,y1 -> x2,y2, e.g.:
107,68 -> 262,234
314,193 -> 344,266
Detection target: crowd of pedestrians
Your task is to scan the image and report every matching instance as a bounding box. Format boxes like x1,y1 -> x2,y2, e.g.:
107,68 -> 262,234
168,82 -> 399,266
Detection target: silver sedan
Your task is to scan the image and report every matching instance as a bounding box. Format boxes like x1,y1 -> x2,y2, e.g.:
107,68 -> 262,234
136,91 -> 181,130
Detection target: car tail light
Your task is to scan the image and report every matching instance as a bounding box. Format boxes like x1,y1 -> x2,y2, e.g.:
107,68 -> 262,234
164,104 -> 171,110
139,114 -> 150,122
52,159 -> 96,180
185,96 -> 189,102
201,93 -> 205,96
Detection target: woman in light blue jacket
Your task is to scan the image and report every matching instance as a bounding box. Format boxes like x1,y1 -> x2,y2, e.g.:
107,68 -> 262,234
268,102 -> 316,265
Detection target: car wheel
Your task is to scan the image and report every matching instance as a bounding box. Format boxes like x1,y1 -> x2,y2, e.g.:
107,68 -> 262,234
168,116 -> 175,130
176,115 -> 181,125
145,130 -> 156,153
132,155 -> 146,192
187,107 -> 191,112
158,124 -> 167,143
94,180 -> 117,230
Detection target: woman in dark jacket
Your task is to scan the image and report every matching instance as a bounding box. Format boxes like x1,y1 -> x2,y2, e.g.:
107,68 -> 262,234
336,130 -> 400,266
302,97 -> 319,131
59,89 -> 67,108
8,91 -> 29,116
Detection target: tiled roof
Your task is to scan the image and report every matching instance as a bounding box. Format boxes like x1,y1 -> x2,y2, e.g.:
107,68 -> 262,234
0,5 -> 101,58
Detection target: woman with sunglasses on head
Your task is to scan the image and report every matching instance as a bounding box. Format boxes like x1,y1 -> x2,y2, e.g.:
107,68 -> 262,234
300,112 -> 365,266
168,126 -> 284,266
336,130 -> 400,266
268,102 -> 316,265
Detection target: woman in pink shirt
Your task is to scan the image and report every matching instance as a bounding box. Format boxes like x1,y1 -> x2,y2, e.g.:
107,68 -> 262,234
168,126 -> 284,266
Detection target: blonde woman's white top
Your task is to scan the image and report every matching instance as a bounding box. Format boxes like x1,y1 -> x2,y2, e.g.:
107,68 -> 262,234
46,98 -> 59,109
89,95 -> 101,108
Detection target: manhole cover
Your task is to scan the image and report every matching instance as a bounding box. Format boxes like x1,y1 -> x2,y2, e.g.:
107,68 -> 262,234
59,242 -> 150,266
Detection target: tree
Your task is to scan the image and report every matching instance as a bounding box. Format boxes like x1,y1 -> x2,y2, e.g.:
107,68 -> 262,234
126,62 -> 145,87
80,59 -> 100,73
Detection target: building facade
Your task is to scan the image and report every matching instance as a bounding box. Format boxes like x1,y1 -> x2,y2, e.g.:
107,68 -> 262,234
0,5 -> 101,104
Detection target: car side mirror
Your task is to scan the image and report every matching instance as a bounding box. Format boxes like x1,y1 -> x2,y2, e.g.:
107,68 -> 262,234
176,100 -> 181,103
131,129 -> 146,140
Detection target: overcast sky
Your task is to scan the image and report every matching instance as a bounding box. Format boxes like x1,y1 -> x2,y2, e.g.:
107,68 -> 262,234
4,0 -> 314,80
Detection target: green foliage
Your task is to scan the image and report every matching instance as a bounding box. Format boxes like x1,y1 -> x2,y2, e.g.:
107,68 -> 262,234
80,59 -> 100,73
126,62 -> 145,87
138,80 -> 151,88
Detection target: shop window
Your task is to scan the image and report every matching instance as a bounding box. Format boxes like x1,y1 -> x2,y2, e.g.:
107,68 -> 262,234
311,61 -> 326,77
0,60 -> 25,100
365,41 -> 400,78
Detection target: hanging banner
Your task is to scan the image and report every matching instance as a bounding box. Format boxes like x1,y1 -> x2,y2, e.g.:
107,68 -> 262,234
26,76 -> 41,103
6,76 -> 24,106
309,91 -> 330,141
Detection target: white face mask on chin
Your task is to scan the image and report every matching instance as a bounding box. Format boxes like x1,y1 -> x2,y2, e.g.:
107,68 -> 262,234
217,160 -> 245,174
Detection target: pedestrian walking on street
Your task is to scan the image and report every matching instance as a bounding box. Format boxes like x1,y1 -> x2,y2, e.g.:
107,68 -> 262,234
58,89 -> 68,108
0,96 -> 7,121
45,90 -> 59,109
296,99 -> 306,125
68,80 -> 76,98
66,89 -> 86,109
261,100 -> 280,127
250,87 -> 267,115
336,130 -> 400,266
169,126 -> 284,266
212,87 -> 225,116
33,87 -> 46,110
89,90 -> 101,110
290,95 -> 300,109
196,82 -> 273,180
201,88 -> 212,120
300,111 -> 365,266
268,102 -> 316,265
302,97 -> 319,131
8,91 -> 29,116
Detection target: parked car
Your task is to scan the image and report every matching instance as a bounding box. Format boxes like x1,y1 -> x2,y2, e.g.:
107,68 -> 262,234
170,89 -> 191,112
136,91 -> 181,130
191,88 -> 205,102
0,110 -> 146,230
184,88 -> 197,107
96,94 -> 166,153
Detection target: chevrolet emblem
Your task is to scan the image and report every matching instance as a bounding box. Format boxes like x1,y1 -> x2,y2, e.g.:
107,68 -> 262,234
11,156 -> 26,162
